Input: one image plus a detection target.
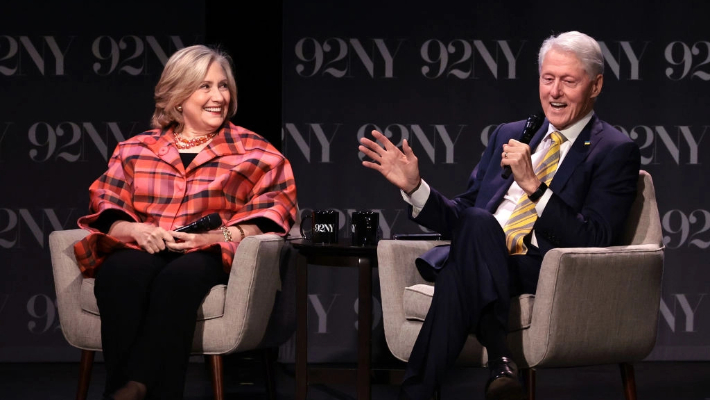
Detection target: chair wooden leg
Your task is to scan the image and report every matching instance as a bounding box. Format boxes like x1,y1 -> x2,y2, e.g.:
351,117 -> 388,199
619,363 -> 637,400
76,350 -> 94,400
433,385 -> 441,400
262,348 -> 277,400
521,368 -> 535,400
208,355 -> 224,400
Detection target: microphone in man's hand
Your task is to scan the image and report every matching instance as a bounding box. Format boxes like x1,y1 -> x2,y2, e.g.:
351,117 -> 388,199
174,213 -> 223,233
501,112 -> 544,179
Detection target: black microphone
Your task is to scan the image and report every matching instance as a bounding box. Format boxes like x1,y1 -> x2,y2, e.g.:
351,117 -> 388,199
174,213 -> 223,233
501,112 -> 544,179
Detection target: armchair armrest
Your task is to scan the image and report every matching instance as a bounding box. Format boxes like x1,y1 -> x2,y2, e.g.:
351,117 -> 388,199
218,233 -> 289,353
49,229 -> 101,350
376,239 -> 450,359
519,243 -> 665,368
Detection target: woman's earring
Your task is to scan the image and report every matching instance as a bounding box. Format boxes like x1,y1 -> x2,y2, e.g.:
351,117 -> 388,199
176,105 -> 183,112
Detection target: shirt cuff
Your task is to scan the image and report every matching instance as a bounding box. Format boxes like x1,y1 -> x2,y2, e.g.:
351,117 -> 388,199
534,187 -> 554,217
401,179 -> 431,218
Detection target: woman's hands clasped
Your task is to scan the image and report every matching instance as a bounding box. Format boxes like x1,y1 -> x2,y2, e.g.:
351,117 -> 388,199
107,222 -> 176,254
109,220 -> 260,254
108,221 -> 208,254
166,231 -> 212,253
359,130 -> 421,193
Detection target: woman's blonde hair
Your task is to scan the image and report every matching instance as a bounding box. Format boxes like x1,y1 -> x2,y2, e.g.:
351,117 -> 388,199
151,45 -> 238,132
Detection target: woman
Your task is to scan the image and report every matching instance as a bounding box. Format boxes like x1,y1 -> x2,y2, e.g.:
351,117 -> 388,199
73,45 -> 297,400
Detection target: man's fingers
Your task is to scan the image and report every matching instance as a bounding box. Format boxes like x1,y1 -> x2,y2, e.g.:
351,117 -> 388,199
402,139 -> 415,157
371,130 -> 396,149
371,130 -> 386,140
358,145 -> 380,161
361,160 -> 382,172
360,136 -> 377,148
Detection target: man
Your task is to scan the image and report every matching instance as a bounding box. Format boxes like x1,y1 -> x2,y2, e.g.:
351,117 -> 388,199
358,31 -> 641,400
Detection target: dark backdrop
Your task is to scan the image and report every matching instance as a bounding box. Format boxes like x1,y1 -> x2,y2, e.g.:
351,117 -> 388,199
0,0 -> 283,361
205,0 -> 283,148
280,0 -> 710,363
1,0 -> 708,364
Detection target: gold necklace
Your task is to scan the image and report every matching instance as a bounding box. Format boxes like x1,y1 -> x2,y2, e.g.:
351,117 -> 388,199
174,131 -> 217,150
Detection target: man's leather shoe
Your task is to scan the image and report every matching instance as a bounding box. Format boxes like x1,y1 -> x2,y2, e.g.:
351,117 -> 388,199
484,357 -> 526,400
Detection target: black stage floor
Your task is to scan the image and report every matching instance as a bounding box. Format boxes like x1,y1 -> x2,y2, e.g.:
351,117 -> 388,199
1,359 -> 708,400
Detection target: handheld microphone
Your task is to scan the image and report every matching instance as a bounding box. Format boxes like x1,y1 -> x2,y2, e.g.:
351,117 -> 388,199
501,112 -> 544,179
174,213 -> 223,233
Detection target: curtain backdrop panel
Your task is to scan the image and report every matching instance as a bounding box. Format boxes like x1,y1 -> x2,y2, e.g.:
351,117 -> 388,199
1,0 -> 708,362
0,2 -> 205,361
281,0 -> 709,362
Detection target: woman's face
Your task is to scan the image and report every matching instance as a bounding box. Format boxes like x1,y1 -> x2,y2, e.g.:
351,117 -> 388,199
181,61 -> 230,135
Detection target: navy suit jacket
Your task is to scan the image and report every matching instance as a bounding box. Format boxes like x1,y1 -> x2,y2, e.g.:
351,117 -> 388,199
413,114 -> 641,282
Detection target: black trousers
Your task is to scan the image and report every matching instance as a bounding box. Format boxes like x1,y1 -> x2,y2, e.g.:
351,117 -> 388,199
400,207 -> 543,400
94,249 -> 228,400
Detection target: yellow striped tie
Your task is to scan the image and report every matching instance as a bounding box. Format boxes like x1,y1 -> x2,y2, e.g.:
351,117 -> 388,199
503,131 -> 566,255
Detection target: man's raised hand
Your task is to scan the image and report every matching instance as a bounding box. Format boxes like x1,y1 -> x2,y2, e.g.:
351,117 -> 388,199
359,130 -> 421,193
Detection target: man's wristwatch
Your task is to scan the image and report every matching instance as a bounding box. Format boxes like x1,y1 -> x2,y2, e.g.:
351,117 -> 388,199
528,182 -> 548,202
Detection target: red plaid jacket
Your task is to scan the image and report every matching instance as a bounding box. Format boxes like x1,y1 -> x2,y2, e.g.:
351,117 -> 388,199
74,123 -> 298,278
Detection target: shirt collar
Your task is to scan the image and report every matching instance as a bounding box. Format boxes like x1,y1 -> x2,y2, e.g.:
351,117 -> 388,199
546,111 -> 594,144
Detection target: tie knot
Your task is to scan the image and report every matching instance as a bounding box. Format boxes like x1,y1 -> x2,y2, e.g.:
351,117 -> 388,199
551,131 -> 566,145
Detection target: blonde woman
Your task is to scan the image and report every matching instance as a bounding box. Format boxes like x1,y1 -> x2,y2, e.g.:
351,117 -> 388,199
75,45 -> 297,400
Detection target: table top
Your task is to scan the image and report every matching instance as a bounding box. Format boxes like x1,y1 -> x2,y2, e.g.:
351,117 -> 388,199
289,238 -> 378,256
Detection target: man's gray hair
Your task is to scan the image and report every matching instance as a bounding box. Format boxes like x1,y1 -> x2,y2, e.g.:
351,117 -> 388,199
538,31 -> 604,78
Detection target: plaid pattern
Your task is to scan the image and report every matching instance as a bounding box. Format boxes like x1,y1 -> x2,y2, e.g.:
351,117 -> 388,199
74,123 -> 298,278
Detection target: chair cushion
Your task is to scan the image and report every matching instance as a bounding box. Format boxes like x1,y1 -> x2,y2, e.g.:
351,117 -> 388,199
509,294 -> 534,331
80,278 -> 227,321
403,284 -> 535,331
402,284 -> 434,322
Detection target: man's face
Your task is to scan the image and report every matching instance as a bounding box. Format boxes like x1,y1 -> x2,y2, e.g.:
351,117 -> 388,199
539,48 -> 603,130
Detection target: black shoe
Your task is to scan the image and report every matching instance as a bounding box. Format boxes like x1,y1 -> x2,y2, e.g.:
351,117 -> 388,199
484,357 -> 526,400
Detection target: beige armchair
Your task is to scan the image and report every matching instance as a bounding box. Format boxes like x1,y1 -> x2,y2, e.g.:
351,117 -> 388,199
377,170 -> 664,400
49,222 -> 299,400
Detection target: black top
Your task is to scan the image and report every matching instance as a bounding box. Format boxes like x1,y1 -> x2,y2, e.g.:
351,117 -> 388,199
179,152 -> 198,167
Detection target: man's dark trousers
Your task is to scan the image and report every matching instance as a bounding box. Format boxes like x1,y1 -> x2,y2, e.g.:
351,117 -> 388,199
399,207 -> 543,400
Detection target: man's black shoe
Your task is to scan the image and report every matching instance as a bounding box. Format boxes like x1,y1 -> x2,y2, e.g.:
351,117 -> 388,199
484,357 -> 526,400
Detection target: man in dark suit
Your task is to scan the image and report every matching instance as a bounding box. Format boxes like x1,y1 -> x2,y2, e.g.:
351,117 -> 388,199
358,31 -> 641,400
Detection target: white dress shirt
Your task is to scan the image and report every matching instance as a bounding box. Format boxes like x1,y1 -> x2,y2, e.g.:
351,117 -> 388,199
402,111 -> 593,247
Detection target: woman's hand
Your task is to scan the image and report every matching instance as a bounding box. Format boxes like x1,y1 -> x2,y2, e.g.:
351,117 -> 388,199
108,221 -> 176,254
165,223 -> 263,253
166,231 -> 212,253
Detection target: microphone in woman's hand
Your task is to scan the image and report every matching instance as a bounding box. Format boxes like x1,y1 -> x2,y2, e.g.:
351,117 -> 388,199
174,213 -> 222,233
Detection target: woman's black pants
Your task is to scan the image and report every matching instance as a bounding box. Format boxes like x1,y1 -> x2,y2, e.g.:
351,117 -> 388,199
94,249 -> 228,400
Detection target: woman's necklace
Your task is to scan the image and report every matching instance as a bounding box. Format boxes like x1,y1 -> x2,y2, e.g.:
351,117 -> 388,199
173,131 -> 217,150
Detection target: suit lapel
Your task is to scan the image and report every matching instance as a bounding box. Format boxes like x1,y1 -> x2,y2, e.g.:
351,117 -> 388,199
528,121 -> 550,152
549,115 -> 603,191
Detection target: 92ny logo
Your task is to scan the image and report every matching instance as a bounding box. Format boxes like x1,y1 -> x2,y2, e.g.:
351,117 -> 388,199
0,35 -> 192,76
